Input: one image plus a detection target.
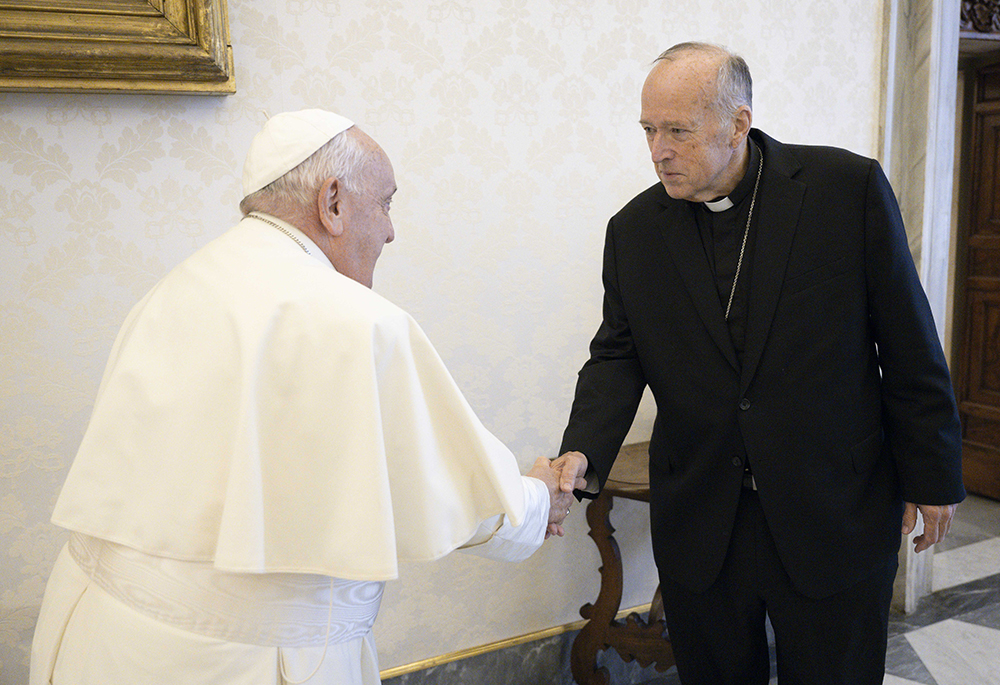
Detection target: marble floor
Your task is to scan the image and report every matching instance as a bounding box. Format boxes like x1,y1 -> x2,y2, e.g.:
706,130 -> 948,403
883,493 -> 1000,685
631,493 -> 1000,685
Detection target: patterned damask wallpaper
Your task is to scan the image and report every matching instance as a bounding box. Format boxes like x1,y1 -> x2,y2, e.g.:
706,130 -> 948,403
0,0 -> 884,679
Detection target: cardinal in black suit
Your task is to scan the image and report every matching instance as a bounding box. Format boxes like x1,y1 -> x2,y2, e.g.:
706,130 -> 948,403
554,42 -> 964,685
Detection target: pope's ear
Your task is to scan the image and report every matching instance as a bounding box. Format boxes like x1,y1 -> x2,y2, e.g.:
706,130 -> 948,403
318,177 -> 345,237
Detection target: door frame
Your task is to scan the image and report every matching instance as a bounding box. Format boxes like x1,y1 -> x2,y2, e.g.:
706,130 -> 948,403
880,0 -> 961,613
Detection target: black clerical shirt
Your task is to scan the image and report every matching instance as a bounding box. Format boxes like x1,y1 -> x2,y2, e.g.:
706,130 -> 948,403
692,139 -> 762,370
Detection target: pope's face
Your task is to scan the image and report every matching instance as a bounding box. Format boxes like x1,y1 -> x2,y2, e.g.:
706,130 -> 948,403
340,145 -> 396,287
640,56 -> 746,203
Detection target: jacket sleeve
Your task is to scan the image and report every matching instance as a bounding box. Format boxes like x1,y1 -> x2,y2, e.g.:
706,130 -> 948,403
863,160 -> 965,505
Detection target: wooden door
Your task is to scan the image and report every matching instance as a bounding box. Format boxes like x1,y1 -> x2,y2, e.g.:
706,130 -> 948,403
956,60 -> 1000,500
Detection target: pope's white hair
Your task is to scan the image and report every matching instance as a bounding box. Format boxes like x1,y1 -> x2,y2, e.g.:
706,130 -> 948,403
240,127 -> 374,215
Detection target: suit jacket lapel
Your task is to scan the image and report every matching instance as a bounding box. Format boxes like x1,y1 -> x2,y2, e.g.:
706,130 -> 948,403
741,132 -> 805,394
657,198 -> 739,373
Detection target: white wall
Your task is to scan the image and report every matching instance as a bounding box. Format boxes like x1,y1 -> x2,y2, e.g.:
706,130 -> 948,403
0,0 -> 886,679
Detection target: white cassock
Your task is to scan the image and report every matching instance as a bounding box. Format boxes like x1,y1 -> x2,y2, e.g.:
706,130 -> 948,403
30,214 -> 549,685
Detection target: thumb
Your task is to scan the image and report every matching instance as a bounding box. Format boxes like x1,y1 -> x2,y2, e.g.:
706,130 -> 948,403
901,502 -> 918,535
560,462 -> 580,493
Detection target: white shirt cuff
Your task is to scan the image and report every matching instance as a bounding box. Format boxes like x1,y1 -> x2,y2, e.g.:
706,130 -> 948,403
459,476 -> 547,562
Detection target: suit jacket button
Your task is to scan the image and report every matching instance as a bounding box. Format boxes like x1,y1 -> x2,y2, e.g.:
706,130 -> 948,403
739,398 -> 751,410
732,456 -> 742,467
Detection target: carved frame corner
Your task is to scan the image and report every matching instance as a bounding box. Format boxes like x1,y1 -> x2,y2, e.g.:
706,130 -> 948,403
0,0 -> 235,95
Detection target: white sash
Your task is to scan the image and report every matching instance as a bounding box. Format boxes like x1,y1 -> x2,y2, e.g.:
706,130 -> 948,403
68,534 -> 383,648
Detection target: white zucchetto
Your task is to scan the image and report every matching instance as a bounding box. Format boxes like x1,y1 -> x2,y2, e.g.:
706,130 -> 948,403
241,109 -> 354,196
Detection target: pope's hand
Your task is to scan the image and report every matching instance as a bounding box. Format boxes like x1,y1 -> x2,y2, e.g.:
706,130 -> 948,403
526,456 -> 576,538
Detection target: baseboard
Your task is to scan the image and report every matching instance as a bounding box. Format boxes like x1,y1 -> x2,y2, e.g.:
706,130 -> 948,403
380,603 -> 653,682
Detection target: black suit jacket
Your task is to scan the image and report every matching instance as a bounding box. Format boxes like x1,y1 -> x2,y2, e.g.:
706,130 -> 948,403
560,129 -> 964,599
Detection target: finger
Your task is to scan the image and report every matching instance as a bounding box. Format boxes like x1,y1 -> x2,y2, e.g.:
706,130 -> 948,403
942,509 -> 954,539
929,514 -> 944,544
924,507 -> 947,544
567,455 -> 588,491
915,527 -> 938,550
913,507 -> 948,552
551,506 -> 569,523
901,502 -> 917,535
560,462 -> 579,492
914,528 -> 937,553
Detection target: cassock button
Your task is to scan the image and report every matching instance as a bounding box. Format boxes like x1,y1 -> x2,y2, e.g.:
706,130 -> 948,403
739,398 -> 751,411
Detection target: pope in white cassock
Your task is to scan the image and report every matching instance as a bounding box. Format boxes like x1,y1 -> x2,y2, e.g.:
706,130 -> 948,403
30,110 -> 578,685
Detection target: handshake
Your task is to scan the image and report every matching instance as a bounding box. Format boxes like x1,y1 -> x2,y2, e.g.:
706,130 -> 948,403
526,451 -> 589,539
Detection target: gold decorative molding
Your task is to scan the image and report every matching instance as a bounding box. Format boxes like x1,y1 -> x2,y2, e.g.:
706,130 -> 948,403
0,0 -> 235,94
962,0 -> 1000,35
378,603 -> 654,680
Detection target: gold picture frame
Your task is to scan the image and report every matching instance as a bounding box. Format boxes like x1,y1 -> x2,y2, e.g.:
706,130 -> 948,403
0,0 -> 235,94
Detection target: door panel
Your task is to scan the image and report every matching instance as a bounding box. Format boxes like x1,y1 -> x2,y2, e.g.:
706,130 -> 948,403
957,63 -> 1000,499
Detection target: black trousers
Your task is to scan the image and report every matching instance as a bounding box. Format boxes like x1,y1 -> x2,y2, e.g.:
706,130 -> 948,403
660,488 -> 898,685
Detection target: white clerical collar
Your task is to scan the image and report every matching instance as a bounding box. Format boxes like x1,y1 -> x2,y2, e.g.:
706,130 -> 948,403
703,197 -> 734,213
246,212 -> 335,270
703,139 -> 762,213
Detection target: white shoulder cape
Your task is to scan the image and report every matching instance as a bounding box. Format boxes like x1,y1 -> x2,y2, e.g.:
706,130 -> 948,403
52,216 -> 529,581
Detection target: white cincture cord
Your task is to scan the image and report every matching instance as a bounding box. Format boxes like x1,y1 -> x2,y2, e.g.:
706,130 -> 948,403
279,577 -> 336,684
